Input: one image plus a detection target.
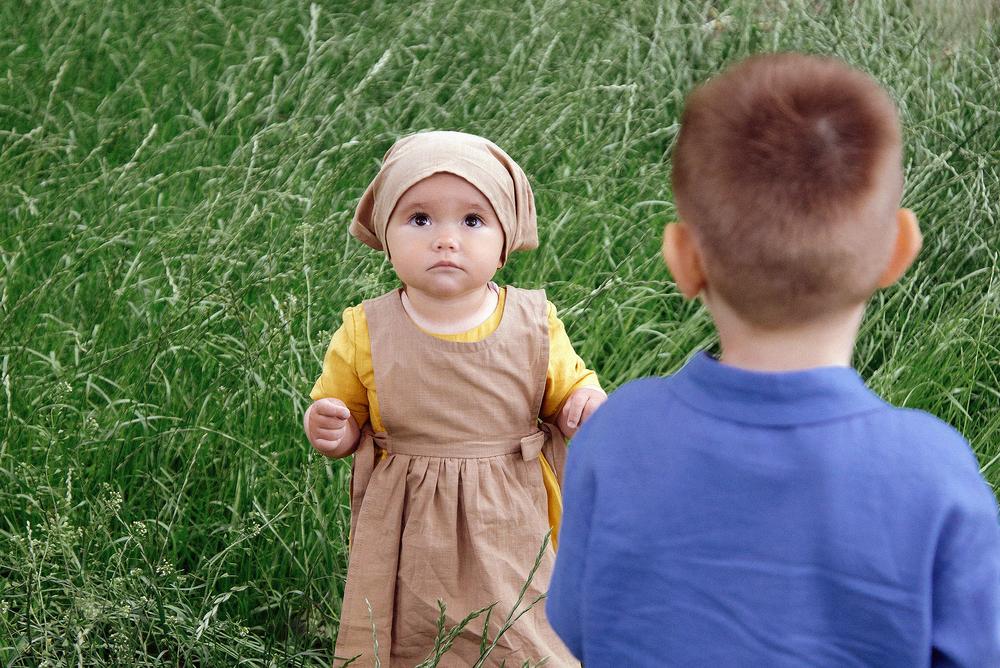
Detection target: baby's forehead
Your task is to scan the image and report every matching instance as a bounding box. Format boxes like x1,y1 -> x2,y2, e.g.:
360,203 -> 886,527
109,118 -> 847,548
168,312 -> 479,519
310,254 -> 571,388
394,171 -> 494,209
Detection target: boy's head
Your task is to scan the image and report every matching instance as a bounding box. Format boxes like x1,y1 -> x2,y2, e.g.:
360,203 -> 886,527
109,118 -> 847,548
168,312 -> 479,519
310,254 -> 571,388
666,53 -> 920,328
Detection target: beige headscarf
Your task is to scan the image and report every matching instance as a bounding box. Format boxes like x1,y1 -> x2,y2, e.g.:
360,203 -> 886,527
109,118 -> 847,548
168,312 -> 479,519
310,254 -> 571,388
349,131 -> 537,263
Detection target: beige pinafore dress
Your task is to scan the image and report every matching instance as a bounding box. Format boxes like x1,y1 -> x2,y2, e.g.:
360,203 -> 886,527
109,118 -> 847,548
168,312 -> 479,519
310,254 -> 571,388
333,286 -> 577,667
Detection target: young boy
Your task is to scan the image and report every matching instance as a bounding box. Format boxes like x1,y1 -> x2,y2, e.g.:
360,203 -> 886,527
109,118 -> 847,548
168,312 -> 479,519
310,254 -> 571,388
546,53 -> 1000,666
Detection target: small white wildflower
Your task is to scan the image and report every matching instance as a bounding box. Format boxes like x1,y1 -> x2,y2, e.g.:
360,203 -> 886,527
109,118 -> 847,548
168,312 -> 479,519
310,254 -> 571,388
244,520 -> 262,538
156,560 -> 175,577
80,598 -> 100,621
53,380 -> 72,400
101,484 -> 123,514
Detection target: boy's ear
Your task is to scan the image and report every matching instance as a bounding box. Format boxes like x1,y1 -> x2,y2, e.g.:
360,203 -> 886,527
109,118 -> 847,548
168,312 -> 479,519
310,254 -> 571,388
876,209 -> 922,288
662,222 -> 707,299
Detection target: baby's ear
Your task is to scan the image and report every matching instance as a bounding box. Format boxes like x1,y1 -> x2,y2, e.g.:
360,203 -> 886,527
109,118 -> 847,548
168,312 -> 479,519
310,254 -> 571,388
662,222 -> 707,299
876,209 -> 922,288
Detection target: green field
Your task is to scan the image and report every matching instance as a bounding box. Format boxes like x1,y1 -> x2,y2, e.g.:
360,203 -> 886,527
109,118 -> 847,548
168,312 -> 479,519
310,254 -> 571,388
2,0 -> 998,664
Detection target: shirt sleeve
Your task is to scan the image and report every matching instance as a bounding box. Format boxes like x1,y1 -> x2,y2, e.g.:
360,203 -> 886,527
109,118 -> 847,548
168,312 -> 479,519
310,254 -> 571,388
541,301 -> 604,421
545,412 -> 599,659
309,305 -> 370,428
931,453 -> 1000,667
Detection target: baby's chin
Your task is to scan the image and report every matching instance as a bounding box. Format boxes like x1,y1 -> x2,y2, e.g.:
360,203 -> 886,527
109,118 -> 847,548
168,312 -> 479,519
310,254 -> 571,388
402,275 -> 497,300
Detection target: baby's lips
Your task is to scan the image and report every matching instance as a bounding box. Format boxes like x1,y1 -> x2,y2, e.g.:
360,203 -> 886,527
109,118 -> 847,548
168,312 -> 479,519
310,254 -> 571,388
429,260 -> 462,270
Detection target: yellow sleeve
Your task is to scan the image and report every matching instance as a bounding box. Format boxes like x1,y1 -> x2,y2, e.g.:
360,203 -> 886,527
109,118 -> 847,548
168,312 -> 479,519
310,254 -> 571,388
540,301 -> 604,421
309,305 -> 370,428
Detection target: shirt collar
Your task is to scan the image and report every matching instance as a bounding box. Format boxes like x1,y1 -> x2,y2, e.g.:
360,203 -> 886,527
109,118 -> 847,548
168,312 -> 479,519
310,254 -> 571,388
668,351 -> 886,426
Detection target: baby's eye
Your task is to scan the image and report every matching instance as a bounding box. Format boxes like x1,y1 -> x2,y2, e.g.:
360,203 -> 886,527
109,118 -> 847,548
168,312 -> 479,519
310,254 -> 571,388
464,214 -> 484,228
409,213 -> 431,227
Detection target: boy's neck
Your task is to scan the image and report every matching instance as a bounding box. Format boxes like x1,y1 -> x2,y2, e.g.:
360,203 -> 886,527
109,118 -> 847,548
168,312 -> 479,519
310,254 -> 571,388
709,298 -> 865,372
401,283 -> 498,334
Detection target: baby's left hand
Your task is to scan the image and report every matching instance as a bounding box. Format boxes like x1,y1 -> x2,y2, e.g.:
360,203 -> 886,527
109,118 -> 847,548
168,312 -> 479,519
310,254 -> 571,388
556,387 -> 607,438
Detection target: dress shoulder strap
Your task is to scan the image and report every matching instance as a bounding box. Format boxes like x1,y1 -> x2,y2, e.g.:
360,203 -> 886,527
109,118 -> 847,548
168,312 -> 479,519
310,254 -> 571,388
502,285 -> 549,327
361,287 -> 405,333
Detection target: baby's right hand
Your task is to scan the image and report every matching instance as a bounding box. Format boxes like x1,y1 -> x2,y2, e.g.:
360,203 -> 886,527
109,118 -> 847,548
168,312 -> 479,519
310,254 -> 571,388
304,398 -> 361,459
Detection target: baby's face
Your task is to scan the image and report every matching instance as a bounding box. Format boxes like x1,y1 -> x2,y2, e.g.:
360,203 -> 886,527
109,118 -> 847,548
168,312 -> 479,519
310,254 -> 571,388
385,172 -> 504,299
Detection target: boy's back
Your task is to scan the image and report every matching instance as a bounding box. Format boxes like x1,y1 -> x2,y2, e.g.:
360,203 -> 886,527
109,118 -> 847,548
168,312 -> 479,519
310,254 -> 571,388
546,52 -> 1000,666
547,353 -> 1000,666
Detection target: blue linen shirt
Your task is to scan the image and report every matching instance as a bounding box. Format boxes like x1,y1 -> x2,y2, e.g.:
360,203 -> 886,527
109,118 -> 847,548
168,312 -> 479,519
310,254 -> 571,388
547,352 -> 1000,667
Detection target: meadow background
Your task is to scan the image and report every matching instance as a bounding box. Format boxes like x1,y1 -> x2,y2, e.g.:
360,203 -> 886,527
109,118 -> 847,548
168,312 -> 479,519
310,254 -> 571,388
2,0 -> 998,664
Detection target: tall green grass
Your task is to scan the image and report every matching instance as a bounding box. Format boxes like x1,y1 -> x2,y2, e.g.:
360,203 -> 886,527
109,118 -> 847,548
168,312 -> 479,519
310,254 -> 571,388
1,0 -> 998,663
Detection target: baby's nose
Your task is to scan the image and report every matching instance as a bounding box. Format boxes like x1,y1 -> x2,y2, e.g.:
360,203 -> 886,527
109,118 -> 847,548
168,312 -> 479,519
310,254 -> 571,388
433,235 -> 458,251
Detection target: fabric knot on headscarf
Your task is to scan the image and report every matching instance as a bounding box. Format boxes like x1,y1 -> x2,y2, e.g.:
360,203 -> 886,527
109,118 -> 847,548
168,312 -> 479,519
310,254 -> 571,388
349,130 -> 537,263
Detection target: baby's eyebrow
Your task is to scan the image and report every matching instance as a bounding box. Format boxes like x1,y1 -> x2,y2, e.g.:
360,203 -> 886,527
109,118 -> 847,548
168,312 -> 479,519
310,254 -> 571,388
458,203 -> 493,215
398,200 -> 492,213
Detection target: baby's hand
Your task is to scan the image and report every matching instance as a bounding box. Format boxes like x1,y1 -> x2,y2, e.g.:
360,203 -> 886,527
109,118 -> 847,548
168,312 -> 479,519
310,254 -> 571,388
304,398 -> 361,459
556,387 -> 607,438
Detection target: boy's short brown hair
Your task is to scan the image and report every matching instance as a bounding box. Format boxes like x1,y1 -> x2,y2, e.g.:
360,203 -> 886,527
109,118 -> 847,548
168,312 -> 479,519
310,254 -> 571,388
671,53 -> 904,327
